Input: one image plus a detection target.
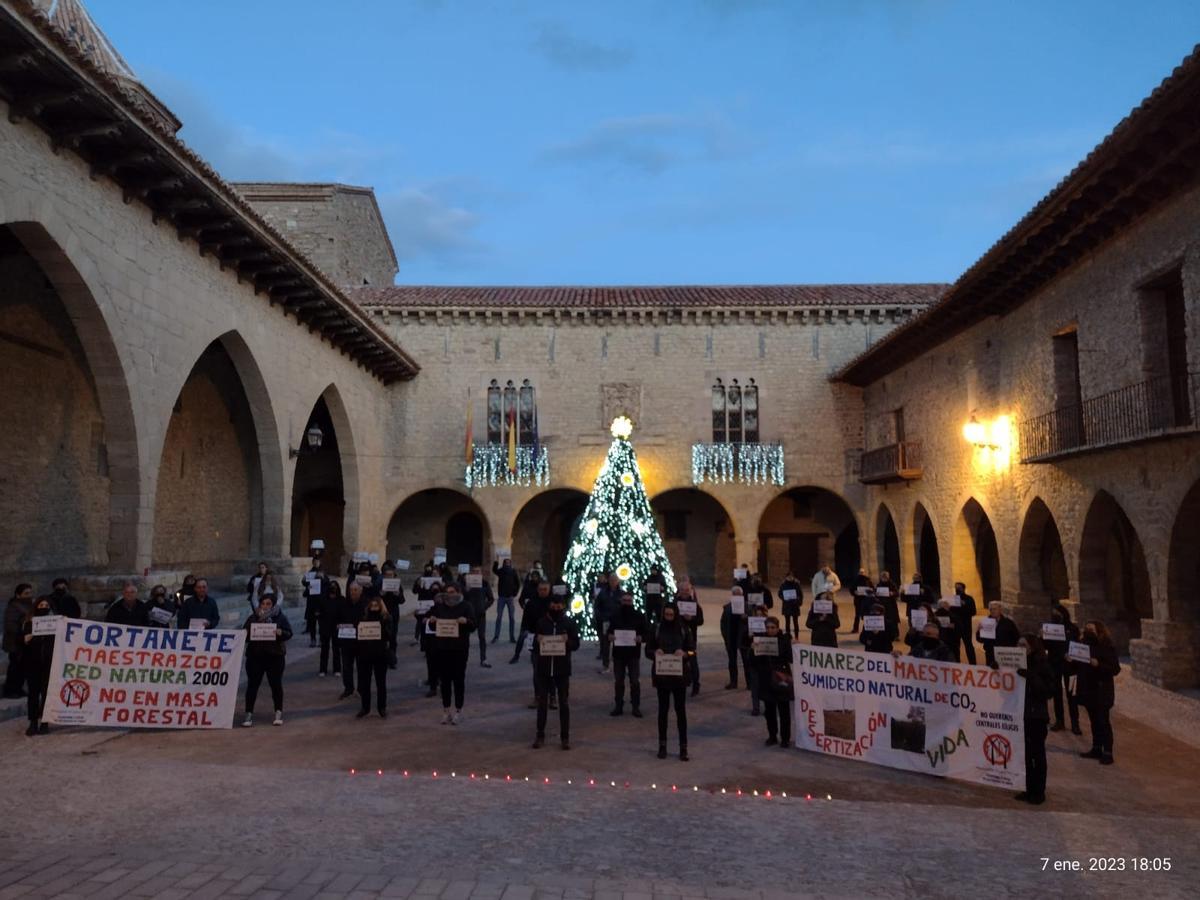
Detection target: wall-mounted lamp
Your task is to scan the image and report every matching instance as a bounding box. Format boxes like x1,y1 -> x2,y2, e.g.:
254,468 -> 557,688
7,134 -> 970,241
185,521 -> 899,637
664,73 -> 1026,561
962,415 -> 995,449
290,424 -> 324,458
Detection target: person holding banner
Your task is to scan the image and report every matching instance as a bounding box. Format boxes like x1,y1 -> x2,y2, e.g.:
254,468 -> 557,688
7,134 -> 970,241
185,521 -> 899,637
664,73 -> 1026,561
778,571 -> 804,637
107,582 -> 149,627
177,579 -> 219,631
647,603 -> 691,760
241,593 -> 292,727
316,577 -> 341,678
1015,633 -> 1055,804
672,579 -> 704,696
977,602 -> 1020,668
806,591 -> 840,648
751,616 -> 794,747
532,591 -> 580,749
336,582 -> 367,699
21,595 -> 56,735
608,591 -> 647,717
1045,603 -> 1081,734
1076,620 -> 1120,766
858,601 -> 897,654
720,586 -> 749,690
355,594 -> 395,719
947,582 -> 978,665
145,585 -> 177,629
430,586 -> 475,724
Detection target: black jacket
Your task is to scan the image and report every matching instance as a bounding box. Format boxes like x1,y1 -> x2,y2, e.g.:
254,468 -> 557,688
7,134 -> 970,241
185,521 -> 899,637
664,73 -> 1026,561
242,608 -> 293,659
859,619 -> 897,654
1075,637 -> 1120,709
336,596 -> 366,644
672,593 -> 705,635
745,583 -> 774,610
806,605 -> 840,648
356,607 -> 396,662
315,581 -> 340,628
493,563 -> 521,598
948,592 -> 978,632
518,572 -> 544,608
106,600 -> 149,627
778,579 -> 804,614
607,605 -> 647,660
978,616 -> 1021,666
1021,652 -> 1055,723
49,591 -> 81,619
429,599 -> 475,656
520,595 -> 551,635
21,615 -> 56,674
749,632 -> 793,699
646,619 -> 693,686
532,612 -> 580,678
909,639 -> 954,661
145,597 -> 178,629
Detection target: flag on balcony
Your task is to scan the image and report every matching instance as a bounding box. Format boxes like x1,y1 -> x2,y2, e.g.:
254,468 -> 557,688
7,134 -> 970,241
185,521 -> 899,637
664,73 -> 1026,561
507,404 -> 517,473
464,387 -> 474,465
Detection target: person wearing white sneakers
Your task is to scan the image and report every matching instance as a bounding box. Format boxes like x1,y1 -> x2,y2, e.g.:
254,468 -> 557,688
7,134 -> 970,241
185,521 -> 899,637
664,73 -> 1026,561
429,585 -> 475,725
241,592 -> 292,728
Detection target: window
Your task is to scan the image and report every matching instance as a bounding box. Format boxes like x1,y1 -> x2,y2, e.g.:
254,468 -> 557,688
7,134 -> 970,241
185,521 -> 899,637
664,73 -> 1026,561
1139,268 -> 1191,427
711,378 -> 760,442
486,378 -> 538,445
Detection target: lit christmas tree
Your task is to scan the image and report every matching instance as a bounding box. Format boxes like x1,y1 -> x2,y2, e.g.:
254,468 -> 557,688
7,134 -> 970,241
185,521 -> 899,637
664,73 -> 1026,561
562,416 -> 677,638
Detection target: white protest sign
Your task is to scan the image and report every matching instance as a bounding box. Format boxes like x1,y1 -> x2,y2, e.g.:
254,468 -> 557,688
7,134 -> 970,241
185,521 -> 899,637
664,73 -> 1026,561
655,654 -> 683,676
748,592 -> 764,607
752,636 -> 778,656
948,594 -> 962,607
748,616 -> 767,634
646,583 -> 662,595
188,619 -> 208,631
43,618 -> 246,729
355,575 -> 372,586
855,586 -> 870,596
613,629 -> 637,647
524,633 -> 535,652
435,619 -> 460,638
978,618 -> 998,641
148,606 -> 173,626
307,579 -> 322,596
396,560 -> 411,571
863,615 -> 885,632
994,646 -> 1027,670
416,600 -> 434,614
33,615 -> 62,636
677,601 -> 697,617
358,622 -> 382,641
465,574 -> 483,590
813,598 -> 833,614
539,634 -> 567,656
793,645 -> 1026,790
249,623 -> 276,642
457,563 -> 470,574
381,578 -> 402,593
730,596 -> 745,615
910,609 -> 928,630
875,586 -> 891,598
733,568 -> 748,580
495,547 -> 512,560
782,589 -> 798,601
1041,623 -> 1066,641
936,615 -> 952,629
552,584 -> 568,596
1068,641 -> 1091,663
337,625 -> 357,640
905,584 -> 921,597
419,577 -> 437,589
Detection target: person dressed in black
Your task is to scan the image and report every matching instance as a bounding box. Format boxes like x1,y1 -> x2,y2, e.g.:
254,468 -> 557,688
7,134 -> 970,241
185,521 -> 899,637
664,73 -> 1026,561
491,557 -> 521,644
859,602 -> 897,654
902,603 -> 939,650
1016,633 -> 1054,804
806,591 -> 840,648
246,561 -> 270,614
593,574 -> 622,673
175,573 -> 197,610
336,581 -> 367,699
947,582 -> 978,665
608,591 -> 647,717
751,617 -> 795,747
355,593 -> 394,719
778,571 -> 804,638
1076,619 -> 1120,765
647,604 -> 692,760
316,577 -> 341,678
873,572 -> 900,637
643,567 -> 668,628
519,580 -> 553,708
531,592 -> 580,750
106,582 -> 149,626
177,579 -> 219,630
739,596 -> 770,716
850,568 -> 873,634
48,579 -> 80,619
1045,603 -> 1081,734
241,593 -> 292,727
3,584 -> 34,699
909,622 -> 954,661
416,578 -> 443,697
145,584 -> 177,629
745,573 -> 774,611
977,601 -> 1020,668
903,572 -> 933,618
931,599 -> 958,657
719,586 -> 749,690
509,563 -> 546,663
21,596 -> 56,736
673,579 -> 704,696
302,557 -> 324,647
430,585 -> 474,724
376,562 -> 407,669
460,566 -> 493,669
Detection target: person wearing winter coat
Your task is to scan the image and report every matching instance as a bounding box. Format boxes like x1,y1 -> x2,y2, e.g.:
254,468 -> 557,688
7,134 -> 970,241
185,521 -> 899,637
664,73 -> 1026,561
460,566 -> 494,668
931,600 -> 958,657
778,572 -> 804,637
302,558 -> 325,646
908,622 -> 954,661
738,596 -> 770,716
336,581 -> 367,698
1076,620 -> 1120,765
672,579 -> 704,696
509,564 -> 547,663
177,579 -> 219,630
21,595 -> 56,736
850,569 -> 874,634
145,585 -> 178,629
491,558 -> 521,644
902,572 -> 934,618
415,578 -> 443,697
107,582 -> 150,627
643,567 -> 669,627
240,593 -> 292,727
48,579 -> 80,619
531,593 -> 581,750
245,561 -> 270,614
593,574 -> 623,673
646,604 -> 692,761
745,573 -> 774,611
873,573 -> 901,636
376,563 -> 407,669
859,602 -> 897,654
719,586 -> 750,690
4,584 -> 34,699
314,576 -> 341,677
1045,603 -> 1081,734
811,565 -> 841,600
429,585 -> 475,724
355,594 -> 395,719
977,602 -> 1020,667
947,582 -> 978,665
750,617 -> 795,747
607,592 -> 647,717
806,591 -> 840,648
1016,634 -> 1055,804
516,580 -> 553,706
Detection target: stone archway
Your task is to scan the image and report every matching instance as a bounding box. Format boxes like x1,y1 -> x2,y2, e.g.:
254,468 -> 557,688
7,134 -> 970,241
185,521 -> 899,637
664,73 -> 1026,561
386,489 -> 491,570
0,222 -> 140,579
290,386 -> 355,571
757,487 -> 859,590
650,488 -> 736,587
510,488 -> 590,579
1018,497 -> 1070,607
1151,478 -> 1200,687
1079,490 -> 1152,651
953,498 -> 1002,606
875,504 -> 901,582
913,502 -> 941,597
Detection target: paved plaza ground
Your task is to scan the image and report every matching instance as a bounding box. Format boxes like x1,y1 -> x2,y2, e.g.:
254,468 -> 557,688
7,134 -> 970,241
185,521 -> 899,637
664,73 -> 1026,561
1,590 -> 1199,899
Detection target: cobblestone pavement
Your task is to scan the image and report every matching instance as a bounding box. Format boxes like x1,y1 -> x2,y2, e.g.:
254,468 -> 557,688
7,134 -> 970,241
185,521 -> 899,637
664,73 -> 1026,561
1,590 -> 1198,898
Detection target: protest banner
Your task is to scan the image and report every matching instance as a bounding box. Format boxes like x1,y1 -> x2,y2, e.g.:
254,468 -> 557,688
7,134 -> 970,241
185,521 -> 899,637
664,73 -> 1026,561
42,619 -> 246,729
793,644 -> 1025,790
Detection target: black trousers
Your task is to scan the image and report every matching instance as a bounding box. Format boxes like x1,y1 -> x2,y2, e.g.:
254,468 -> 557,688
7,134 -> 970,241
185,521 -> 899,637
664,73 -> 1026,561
783,612 -> 800,636
357,655 -> 388,713
1052,668 -> 1079,727
339,642 -> 357,693
3,649 -> 25,696
690,649 -> 700,689
476,613 -> 488,661
437,652 -> 467,709
741,649 -> 760,711
25,662 -> 49,722
535,672 -> 570,740
953,628 -> 977,665
597,622 -> 611,668
245,655 -> 284,713
763,693 -> 791,743
1025,719 -> 1048,799
318,622 -> 341,674
613,655 -> 641,709
1086,702 -> 1114,755
425,650 -> 439,689
725,639 -> 740,686
656,683 -> 687,746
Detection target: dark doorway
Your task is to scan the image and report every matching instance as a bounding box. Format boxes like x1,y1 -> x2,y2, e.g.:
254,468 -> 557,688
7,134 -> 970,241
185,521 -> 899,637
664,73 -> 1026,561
446,511 -> 484,566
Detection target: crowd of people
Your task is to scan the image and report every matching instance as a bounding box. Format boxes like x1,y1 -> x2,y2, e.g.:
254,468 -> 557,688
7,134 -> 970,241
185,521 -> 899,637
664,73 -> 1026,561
2,558 -> 1124,802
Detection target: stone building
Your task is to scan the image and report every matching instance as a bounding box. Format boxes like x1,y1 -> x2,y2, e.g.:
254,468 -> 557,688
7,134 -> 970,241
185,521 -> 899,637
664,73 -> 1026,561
0,0 -> 1197,689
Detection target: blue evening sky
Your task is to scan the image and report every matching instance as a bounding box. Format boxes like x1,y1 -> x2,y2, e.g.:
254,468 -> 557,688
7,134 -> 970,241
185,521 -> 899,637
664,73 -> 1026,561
89,0 -> 1199,286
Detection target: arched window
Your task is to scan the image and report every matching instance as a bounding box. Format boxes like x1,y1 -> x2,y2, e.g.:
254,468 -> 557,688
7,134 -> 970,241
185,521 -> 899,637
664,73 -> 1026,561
727,379 -> 743,443
503,380 -> 518,445
743,378 -> 759,443
711,379 -> 726,442
519,379 -> 536,446
486,379 -> 502,444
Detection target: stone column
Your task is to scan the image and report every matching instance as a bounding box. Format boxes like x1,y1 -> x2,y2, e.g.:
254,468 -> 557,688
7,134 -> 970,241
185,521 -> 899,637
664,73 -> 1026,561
1130,619 -> 1200,689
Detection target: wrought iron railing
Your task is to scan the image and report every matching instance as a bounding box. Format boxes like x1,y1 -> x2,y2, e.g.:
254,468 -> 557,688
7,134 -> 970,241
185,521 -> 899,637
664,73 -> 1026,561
691,442 -> 785,485
1019,372 -> 1200,462
859,441 -> 923,484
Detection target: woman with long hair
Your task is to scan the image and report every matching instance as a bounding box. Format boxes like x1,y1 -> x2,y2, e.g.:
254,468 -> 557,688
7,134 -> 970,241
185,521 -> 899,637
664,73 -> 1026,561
1076,619 -> 1120,765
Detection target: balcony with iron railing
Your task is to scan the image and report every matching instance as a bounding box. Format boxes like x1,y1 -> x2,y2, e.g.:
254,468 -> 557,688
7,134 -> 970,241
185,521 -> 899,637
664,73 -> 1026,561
1018,372 -> 1200,463
859,441 -> 923,485
691,442 -> 785,486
